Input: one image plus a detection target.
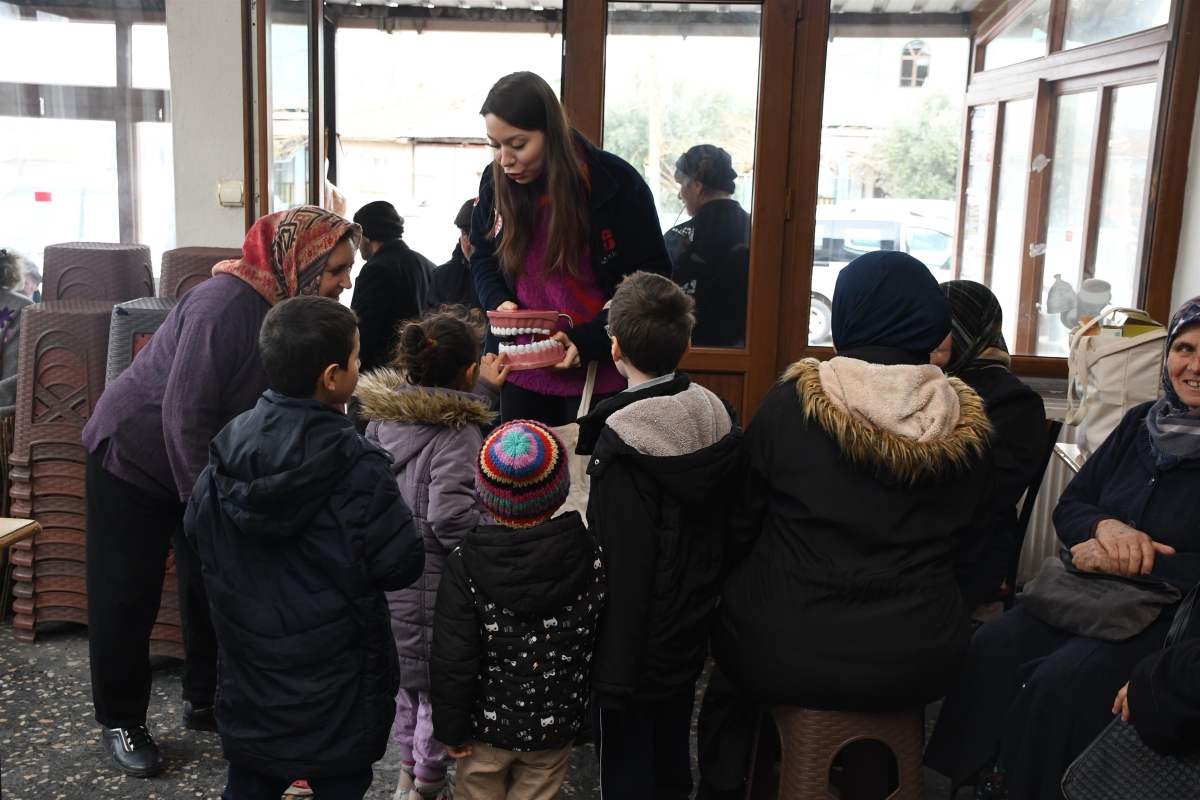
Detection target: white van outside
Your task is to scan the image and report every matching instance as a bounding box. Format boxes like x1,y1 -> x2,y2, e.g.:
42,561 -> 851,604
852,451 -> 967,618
809,199 -> 955,345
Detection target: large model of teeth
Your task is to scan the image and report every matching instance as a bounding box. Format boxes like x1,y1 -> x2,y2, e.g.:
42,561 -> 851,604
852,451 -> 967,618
487,310 -> 570,370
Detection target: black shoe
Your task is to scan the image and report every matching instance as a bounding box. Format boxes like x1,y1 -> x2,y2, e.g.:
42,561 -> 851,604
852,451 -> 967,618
101,725 -> 166,777
183,700 -> 218,732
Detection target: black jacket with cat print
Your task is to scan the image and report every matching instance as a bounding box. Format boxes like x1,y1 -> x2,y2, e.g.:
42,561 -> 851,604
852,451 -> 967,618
430,511 -> 605,752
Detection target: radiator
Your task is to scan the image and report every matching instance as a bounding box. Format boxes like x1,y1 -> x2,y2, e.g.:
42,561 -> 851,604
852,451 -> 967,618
1016,401 -> 1076,586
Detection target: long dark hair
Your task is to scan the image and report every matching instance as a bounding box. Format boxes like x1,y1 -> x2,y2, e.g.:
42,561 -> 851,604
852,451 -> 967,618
480,72 -> 590,279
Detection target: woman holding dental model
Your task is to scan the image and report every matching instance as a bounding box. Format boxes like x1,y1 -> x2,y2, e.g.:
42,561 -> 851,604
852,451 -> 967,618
470,71 -> 673,425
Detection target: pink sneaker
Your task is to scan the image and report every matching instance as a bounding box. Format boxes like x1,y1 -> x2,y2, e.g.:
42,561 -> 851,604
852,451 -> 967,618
284,780 -> 313,797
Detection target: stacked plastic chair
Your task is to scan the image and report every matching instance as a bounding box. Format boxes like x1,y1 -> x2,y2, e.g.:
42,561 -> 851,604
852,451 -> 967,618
42,242 -> 154,303
8,243 -> 180,654
158,247 -> 238,300
102,295 -> 183,657
9,300 -> 118,642
106,297 -> 180,386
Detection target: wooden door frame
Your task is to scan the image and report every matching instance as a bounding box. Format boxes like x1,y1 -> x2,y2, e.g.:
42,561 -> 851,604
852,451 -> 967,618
562,0 -> 798,420
243,0 -> 1200,408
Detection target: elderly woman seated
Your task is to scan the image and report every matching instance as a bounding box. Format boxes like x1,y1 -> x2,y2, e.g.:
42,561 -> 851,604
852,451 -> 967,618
925,297 -> 1200,800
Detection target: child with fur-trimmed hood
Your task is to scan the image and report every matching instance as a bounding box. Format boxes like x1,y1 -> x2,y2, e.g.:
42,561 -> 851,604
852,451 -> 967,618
575,272 -> 745,799
354,307 -> 505,800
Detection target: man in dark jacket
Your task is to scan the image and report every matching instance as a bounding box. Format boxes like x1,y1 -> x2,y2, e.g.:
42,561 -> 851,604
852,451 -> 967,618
576,273 -> 744,800
186,297 -> 424,799
427,198 -> 482,311
352,201 -> 434,373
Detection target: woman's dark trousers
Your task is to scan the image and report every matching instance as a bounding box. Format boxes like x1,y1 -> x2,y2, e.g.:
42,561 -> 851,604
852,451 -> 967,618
86,442 -> 218,728
925,605 -> 1168,800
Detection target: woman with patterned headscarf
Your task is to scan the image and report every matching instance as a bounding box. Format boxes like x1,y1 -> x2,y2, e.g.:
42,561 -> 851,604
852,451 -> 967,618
933,280 -> 1046,610
82,206 -> 359,779
927,297 -> 1200,800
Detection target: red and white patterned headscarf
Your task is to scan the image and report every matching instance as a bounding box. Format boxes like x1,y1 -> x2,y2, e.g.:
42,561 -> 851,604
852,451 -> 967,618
213,205 -> 361,306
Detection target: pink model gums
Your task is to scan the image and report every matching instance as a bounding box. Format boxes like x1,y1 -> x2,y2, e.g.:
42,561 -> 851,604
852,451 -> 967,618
487,310 -> 569,370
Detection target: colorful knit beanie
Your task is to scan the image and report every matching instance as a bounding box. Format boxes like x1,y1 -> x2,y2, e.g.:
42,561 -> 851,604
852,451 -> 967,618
476,420 -> 571,528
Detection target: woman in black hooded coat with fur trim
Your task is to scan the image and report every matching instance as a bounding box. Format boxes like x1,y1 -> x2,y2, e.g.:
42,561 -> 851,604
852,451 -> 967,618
711,251 -> 994,713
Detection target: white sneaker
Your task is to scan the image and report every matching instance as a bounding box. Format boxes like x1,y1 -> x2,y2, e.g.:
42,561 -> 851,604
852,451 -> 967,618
408,778 -> 452,800
392,765 -> 416,800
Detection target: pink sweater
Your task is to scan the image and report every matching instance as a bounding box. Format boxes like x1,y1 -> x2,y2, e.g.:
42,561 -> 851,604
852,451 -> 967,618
508,206 -> 626,398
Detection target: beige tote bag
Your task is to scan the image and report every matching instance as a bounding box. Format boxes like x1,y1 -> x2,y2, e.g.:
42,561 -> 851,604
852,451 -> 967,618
1066,308 -> 1167,456
552,361 -> 598,523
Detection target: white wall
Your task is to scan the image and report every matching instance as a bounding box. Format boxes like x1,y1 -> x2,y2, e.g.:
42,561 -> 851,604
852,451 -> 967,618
166,0 -> 246,248
1172,79 -> 1200,309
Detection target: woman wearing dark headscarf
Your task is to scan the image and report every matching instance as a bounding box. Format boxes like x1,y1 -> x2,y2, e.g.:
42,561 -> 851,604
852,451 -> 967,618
666,145 -> 751,348
710,250 -> 993,711
925,297 -> 1200,800
935,280 -> 1046,609
82,206 -> 359,778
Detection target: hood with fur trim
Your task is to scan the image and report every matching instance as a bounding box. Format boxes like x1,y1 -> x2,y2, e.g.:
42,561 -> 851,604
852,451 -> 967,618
354,368 -> 495,429
784,358 -> 990,485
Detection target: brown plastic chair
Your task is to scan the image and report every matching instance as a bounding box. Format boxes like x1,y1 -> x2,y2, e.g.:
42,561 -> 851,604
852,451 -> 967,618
42,242 -> 153,302
159,247 -> 240,299
761,706 -> 924,800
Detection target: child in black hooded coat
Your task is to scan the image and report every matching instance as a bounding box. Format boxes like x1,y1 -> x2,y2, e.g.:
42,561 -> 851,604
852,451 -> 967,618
430,420 -> 605,800
186,297 -> 425,800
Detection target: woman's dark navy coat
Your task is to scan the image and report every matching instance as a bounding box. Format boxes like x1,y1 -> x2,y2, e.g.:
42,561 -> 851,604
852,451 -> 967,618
468,134 -> 672,364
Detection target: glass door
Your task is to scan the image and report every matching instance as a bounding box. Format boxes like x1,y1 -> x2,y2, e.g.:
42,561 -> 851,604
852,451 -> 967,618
603,2 -> 763,351
587,0 -> 796,417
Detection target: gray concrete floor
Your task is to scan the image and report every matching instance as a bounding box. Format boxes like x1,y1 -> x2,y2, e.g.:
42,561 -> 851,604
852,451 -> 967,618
0,617 -> 965,800
0,618 -> 599,800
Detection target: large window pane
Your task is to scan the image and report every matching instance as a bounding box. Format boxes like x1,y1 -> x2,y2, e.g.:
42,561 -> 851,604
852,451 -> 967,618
0,117 -> 120,266
960,105 -> 997,284
137,122 -> 176,267
1093,82 -> 1157,309
270,4 -> 310,212
1037,91 -> 1096,357
1064,0 -> 1169,50
990,98 -> 1034,349
0,3 -> 174,277
811,18 -> 970,346
604,2 -> 762,349
983,0 -> 1051,71
335,26 -> 562,308
0,12 -> 116,87
132,23 -> 171,90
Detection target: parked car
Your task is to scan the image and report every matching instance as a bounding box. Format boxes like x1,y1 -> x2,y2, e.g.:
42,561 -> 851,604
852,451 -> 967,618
809,200 -> 955,345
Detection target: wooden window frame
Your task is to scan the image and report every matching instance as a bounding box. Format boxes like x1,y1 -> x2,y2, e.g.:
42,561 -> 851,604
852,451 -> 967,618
246,0 -> 324,222
0,5 -> 171,247
777,0 -> 1198,385
248,0 -> 1200,414
956,0 -> 1192,376
566,0 -> 799,418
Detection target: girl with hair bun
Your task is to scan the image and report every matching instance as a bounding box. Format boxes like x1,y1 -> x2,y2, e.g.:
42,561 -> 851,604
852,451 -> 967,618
353,306 -> 507,800
471,71 -> 673,425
